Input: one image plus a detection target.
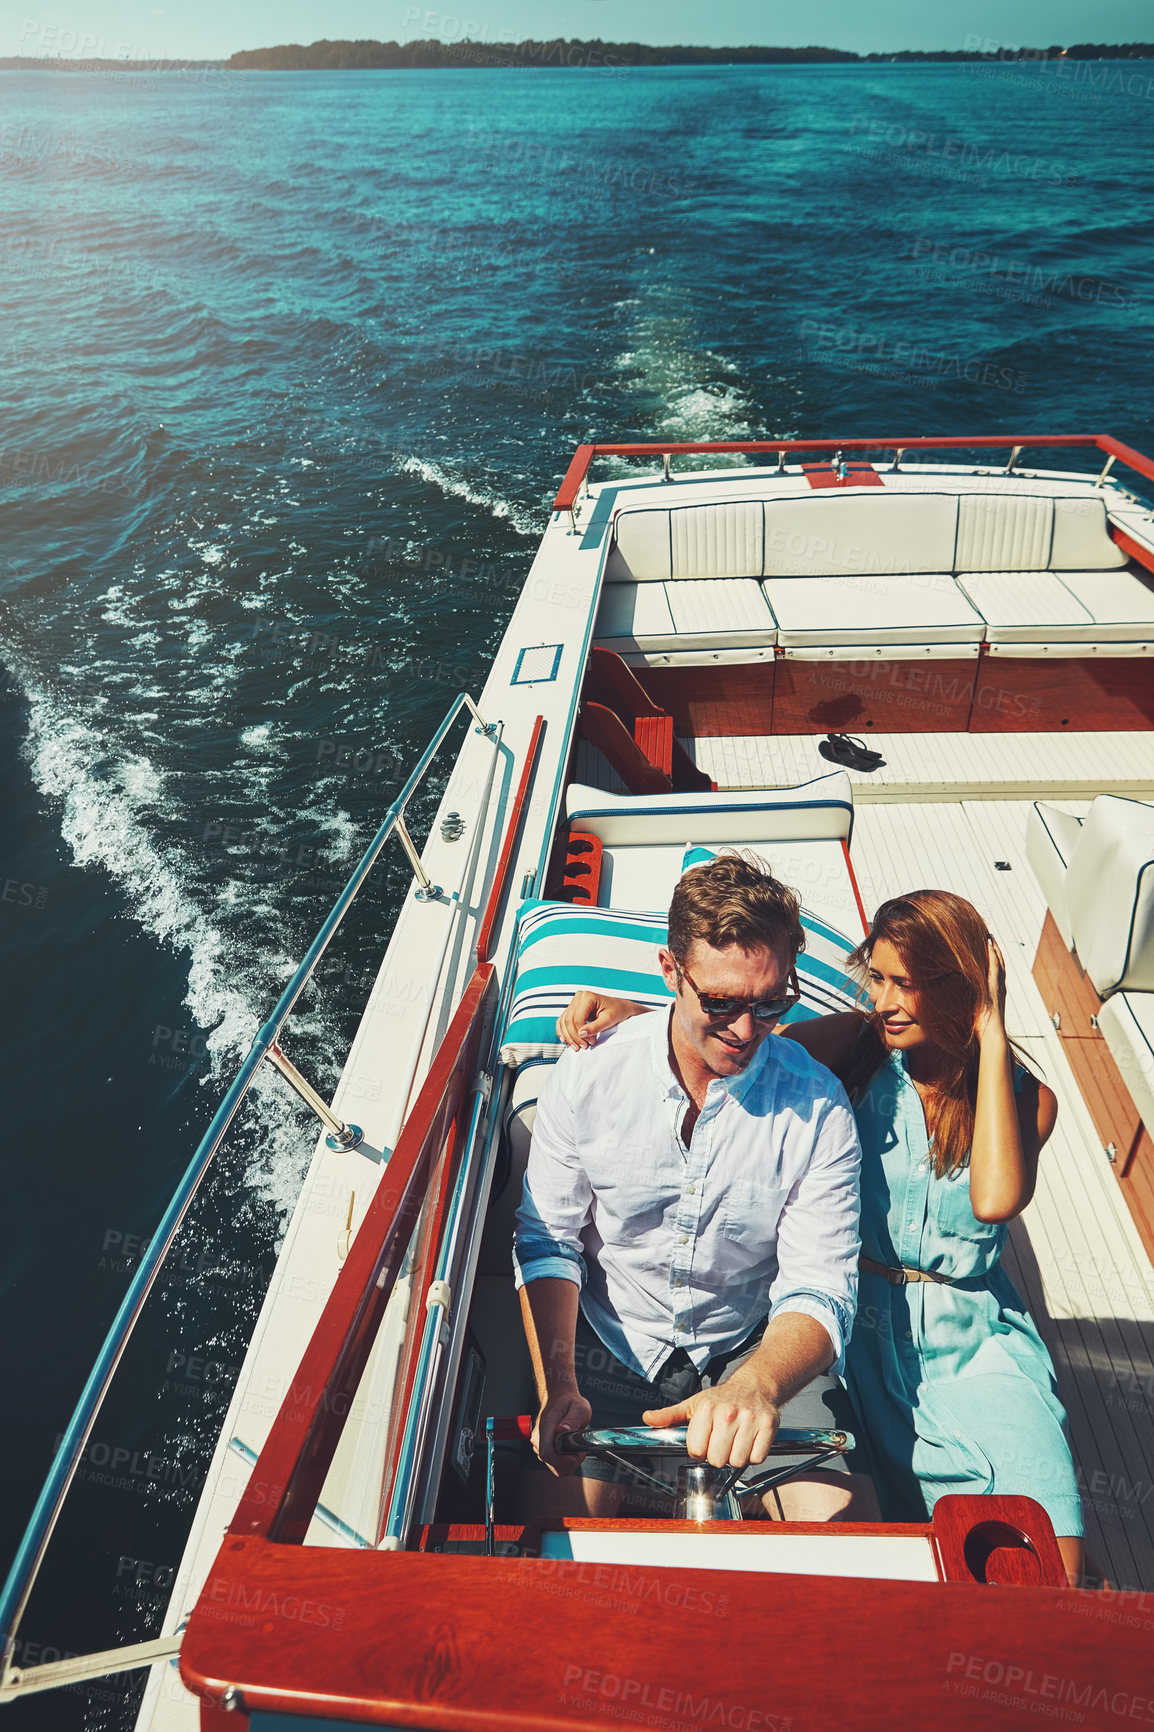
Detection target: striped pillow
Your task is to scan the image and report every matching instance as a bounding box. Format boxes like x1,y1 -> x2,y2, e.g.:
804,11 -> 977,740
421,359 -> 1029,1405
498,893 -> 862,1069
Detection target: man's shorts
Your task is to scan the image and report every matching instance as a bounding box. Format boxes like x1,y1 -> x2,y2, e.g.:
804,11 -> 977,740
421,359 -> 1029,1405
572,1307 -> 853,1483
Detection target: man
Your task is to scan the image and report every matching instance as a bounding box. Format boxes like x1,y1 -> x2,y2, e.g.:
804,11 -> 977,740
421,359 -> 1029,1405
513,852 -> 870,1519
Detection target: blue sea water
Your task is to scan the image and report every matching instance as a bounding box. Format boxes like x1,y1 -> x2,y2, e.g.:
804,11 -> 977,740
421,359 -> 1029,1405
1,58 -> 1152,1728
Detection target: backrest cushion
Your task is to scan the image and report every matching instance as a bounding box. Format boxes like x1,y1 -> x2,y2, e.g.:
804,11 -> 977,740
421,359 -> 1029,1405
608,501 -> 765,583
1065,796 -> 1154,994
1050,496 -> 1128,570
564,771 -> 854,847
498,897 -> 861,1067
605,490 -> 1125,584
955,495 -> 1052,571
762,493 -> 959,576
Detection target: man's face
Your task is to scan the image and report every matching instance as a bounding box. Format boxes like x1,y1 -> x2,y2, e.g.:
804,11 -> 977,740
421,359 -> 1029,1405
659,938 -> 795,1080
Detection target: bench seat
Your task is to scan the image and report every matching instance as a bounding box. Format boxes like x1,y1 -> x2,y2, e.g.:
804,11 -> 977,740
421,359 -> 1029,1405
595,578 -> 777,655
762,572 -> 985,648
957,570 -> 1154,645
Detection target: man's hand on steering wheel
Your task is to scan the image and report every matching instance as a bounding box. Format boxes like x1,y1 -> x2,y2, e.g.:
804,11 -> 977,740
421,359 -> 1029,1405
532,1386 -> 593,1475
642,1372 -> 781,1470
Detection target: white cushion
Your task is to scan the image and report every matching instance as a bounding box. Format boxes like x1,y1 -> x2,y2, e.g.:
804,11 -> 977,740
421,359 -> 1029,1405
606,509 -> 672,582
955,571 -> 1094,643
955,495 -> 1052,571
1066,796 -> 1154,995
1050,496 -> 1128,569
1056,570 -> 1154,637
763,493 -> 959,577
665,579 -> 777,647
763,572 -> 986,647
594,582 -> 678,652
670,502 -> 764,578
1098,992 -> 1154,1142
608,501 -> 767,583
1025,802 -> 1084,948
564,770 -> 854,847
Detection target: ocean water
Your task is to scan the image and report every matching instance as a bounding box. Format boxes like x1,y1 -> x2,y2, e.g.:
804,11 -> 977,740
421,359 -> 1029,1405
1,59 -> 1152,1728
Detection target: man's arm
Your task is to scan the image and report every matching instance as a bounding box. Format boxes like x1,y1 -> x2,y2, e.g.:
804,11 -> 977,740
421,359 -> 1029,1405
513,1052 -> 596,1473
642,1312 -> 833,1468
519,1278 -> 592,1474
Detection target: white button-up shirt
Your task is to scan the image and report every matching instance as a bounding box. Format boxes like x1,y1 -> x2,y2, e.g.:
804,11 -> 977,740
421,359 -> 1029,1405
513,1008 -> 861,1379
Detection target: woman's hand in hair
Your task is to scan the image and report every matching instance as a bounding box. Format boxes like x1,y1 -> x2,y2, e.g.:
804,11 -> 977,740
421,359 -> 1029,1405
556,991 -> 648,1051
974,935 -> 1009,1048
969,934 -> 1057,1220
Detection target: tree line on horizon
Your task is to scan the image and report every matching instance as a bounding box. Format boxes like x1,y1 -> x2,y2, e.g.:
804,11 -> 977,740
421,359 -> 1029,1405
224,38 -> 1154,71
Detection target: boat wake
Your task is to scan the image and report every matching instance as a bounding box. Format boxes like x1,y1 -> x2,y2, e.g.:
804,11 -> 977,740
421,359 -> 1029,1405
398,454 -> 545,536
11,651 -> 321,1226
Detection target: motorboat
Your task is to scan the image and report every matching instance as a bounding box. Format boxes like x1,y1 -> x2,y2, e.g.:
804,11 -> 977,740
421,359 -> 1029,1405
5,433 -> 1154,1729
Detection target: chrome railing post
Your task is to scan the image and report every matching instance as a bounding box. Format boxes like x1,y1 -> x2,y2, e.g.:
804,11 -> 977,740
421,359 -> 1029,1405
265,1042 -> 362,1150
395,816 -> 440,901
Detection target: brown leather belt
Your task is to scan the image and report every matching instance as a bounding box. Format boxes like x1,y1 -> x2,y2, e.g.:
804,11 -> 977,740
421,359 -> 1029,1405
859,1255 -> 958,1288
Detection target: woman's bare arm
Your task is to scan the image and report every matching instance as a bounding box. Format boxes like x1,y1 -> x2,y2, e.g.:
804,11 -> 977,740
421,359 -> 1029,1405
968,938 -> 1057,1221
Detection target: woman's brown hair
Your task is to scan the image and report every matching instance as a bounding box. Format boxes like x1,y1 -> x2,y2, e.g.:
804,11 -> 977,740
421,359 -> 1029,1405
839,889 -> 1031,1178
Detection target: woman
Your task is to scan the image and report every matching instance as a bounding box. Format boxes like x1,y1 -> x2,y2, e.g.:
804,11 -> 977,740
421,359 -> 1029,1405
557,888 -> 1087,1585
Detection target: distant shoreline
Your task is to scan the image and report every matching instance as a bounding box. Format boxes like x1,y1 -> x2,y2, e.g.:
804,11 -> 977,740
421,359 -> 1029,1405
2,40 -> 1153,73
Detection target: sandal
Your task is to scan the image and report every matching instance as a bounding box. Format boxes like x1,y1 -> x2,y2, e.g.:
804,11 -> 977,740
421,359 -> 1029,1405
818,732 -> 886,773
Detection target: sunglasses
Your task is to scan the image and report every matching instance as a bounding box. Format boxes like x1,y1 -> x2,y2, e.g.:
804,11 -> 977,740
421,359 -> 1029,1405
676,961 -> 802,1023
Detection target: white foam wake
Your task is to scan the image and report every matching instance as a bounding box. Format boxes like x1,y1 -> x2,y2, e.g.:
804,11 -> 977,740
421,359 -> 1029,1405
15,659 -> 313,1224
399,454 -> 544,536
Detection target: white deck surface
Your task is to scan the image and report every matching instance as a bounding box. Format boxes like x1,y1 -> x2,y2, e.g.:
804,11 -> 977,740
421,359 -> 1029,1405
692,730 -> 1154,802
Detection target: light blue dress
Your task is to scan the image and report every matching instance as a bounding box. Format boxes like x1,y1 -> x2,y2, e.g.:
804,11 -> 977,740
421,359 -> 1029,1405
844,1049 -> 1083,1537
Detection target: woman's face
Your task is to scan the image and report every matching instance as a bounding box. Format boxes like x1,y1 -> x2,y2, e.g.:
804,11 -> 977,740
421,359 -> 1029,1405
866,938 -> 929,1051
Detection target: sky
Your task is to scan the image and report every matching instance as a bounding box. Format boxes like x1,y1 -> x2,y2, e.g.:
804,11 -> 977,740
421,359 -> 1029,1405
3,0 -> 1151,63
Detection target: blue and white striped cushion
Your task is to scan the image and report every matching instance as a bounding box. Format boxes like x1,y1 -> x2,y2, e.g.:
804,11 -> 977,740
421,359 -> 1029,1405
498,893 -> 862,1068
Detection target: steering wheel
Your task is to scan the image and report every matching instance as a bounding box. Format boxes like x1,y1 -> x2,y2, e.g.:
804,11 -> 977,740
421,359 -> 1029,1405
556,1424 -> 854,1521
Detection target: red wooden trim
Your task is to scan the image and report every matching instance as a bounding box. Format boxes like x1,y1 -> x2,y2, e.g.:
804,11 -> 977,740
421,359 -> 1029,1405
932,1495 -> 1067,1588
560,831 -> 602,904
1111,524 -> 1154,575
228,963 -> 496,1546
970,655 -> 1154,732
771,657 -> 976,735
841,839 -> 870,937
553,443 -> 597,514
633,712 -> 674,778
579,701 -> 672,794
553,434 -> 1154,512
183,1532 -> 1147,1729
476,715 -> 545,967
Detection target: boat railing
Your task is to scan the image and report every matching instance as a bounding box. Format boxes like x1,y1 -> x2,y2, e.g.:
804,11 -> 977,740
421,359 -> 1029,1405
0,689 -> 507,1700
552,432 -> 1154,526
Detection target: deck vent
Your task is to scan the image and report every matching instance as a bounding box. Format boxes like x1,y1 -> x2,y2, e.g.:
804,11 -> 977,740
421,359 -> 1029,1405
512,643 -> 563,685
